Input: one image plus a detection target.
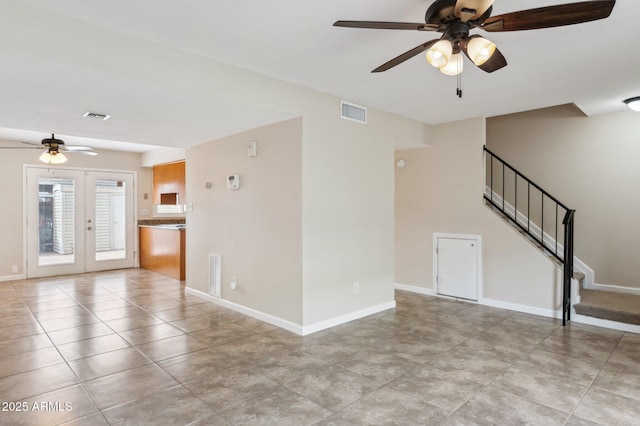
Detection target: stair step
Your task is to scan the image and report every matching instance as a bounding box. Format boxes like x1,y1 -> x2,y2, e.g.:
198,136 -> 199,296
574,289 -> 640,325
573,272 -> 585,282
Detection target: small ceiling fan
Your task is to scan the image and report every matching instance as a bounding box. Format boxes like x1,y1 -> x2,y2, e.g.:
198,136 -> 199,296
334,0 -> 616,77
0,134 -> 98,164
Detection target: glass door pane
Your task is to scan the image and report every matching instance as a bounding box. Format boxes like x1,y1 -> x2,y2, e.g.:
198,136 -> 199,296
85,171 -> 135,272
94,179 -> 127,261
37,178 -> 76,266
27,167 -> 85,278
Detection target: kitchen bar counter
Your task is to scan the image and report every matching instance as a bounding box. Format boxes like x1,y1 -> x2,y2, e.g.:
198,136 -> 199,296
139,225 -> 185,280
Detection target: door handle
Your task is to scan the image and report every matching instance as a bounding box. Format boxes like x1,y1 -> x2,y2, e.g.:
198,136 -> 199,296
87,226 -> 92,231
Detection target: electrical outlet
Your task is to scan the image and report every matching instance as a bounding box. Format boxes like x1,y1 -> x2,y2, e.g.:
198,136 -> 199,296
11,265 -> 18,273
229,277 -> 237,290
353,282 -> 360,294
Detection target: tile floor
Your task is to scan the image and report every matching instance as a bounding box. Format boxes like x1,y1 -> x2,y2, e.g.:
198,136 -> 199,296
1,269 -> 639,425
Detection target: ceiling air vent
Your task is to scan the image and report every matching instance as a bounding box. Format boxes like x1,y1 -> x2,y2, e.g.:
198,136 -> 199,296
82,111 -> 111,121
340,100 -> 367,124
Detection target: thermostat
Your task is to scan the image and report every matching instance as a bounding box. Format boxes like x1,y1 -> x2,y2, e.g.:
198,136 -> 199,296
227,175 -> 240,190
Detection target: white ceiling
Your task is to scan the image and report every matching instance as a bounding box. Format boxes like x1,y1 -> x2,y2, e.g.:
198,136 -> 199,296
0,0 -> 638,152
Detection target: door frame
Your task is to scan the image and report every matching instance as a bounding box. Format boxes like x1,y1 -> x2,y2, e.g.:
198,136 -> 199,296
433,233 -> 483,301
23,165 -> 138,278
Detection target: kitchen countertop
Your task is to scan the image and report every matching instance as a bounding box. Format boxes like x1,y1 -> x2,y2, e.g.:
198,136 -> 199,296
138,224 -> 186,230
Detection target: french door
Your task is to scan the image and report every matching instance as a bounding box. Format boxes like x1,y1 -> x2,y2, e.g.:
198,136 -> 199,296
26,167 -> 135,278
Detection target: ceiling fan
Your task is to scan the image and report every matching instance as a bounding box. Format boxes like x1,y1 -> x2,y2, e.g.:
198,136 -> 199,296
0,134 -> 98,164
334,0 -> 616,79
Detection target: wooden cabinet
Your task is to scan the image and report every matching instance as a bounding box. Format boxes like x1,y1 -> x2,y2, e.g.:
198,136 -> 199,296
153,161 -> 185,205
139,226 -> 185,280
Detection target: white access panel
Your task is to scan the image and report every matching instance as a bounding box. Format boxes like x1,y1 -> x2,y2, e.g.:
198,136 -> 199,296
435,235 -> 480,301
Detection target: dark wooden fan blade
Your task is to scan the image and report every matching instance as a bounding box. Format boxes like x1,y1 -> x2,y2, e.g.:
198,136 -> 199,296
482,0 -> 615,32
333,21 -> 438,31
372,39 -> 440,73
463,43 -> 507,73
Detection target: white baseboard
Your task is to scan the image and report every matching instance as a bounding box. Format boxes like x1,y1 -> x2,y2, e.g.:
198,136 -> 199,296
0,273 -> 26,282
302,300 -> 396,336
186,287 -> 396,336
573,314 -> 640,334
185,287 -> 304,335
394,282 -> 640,334
479,297 -> 562,319
396,282 -> 564,320
394,283 -> 436,296
588,282 -> 640,297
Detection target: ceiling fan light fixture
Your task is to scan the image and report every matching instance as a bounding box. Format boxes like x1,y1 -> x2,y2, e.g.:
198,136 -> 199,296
426,40 -> 452,69
623,97 -> 640,112
467,36 -> 496,66
440,53 -> 463,76
39,150 -> 67,164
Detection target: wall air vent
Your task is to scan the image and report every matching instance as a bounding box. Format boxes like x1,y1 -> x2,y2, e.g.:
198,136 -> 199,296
82,111 -> 111,121
340,100 -> 367,124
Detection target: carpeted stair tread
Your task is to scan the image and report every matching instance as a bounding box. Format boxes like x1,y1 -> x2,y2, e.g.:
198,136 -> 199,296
575,289 -> 640,325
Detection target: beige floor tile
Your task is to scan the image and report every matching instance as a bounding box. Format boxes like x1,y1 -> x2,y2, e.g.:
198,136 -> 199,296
0,333 -> 53,358
136,334 -> 210,362
3,270 -> 640,425
102,385 -> 213,425
190,322 -> 257,347
220,386 -> 332,426
57,333 -> 130,361
38,313 -> 101,333
574,388 -> 640,425
0,346 -> 65,379
68,346 -> 152,381
324,387 -> 448,425
104,313 -> 164,332
157,347 -> 236,384
119,322 -> 185,345
450,387 -> 567,425
184,364 -> 279,412
0,384 -> 98,426
84,364 -> 179,409
389,365 -> 486,412
47,322 -> 114,345
491,365 -> 588,413
0,364 -> 79,401
284,364 -> 380,411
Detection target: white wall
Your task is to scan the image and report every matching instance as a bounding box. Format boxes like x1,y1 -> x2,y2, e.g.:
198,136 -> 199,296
395,118 -> 563,314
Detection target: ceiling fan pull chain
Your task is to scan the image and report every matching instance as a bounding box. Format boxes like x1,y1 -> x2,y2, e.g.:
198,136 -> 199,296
457,56 -> 463,98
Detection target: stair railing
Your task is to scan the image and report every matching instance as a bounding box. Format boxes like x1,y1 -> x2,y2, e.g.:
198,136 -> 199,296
483,146 -> 575,325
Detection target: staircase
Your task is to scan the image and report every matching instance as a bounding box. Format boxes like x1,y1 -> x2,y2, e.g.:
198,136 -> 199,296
484,146 -> 575,325
484,146 -> 640,330
574,287 -> 640,325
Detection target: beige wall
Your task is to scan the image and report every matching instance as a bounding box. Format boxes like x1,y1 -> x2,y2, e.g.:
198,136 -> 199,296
0,144 -> 150,279
300,100 -> 412,325
487,105 -> 640,288
186,119 -> 303,324
395,118 -> 563,312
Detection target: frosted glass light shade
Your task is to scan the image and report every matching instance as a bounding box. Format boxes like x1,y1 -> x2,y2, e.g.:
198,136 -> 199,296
466,36 -> 496,66
440,53 -> 463,75
624,97 -> 640,111
426,40 -> 453,69
39,150 -> 67,164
